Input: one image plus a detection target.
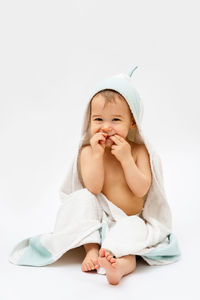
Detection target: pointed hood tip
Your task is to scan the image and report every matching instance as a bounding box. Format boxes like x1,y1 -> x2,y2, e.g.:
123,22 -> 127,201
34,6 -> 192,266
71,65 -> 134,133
128,66 -> 138,77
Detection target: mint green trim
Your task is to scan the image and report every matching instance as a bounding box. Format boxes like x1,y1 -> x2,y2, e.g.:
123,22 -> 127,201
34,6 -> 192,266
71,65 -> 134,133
99,223 -> 107,245
128,66 -> 138,77
18,235 -> 54,266
142,233 -> 181,261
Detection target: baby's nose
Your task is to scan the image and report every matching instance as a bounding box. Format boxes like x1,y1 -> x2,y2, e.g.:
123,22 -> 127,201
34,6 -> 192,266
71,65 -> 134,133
101,127 -> 115,136
101,126 -> 112,133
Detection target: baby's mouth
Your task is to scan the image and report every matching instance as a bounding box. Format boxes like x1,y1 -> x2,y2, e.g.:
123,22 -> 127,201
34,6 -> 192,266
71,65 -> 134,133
105,135 -> 114,141
104,135 -> 114,146
99,131 -> 115,143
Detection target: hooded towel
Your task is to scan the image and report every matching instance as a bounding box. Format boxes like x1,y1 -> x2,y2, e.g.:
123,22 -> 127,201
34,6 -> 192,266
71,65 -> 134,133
9,66 -> 181,273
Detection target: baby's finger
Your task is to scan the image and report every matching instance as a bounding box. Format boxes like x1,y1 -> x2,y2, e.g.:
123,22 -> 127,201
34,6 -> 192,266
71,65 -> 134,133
114,134 -> 124,142
101,133 -> 108,138
109,135 -> 121,144
99,136 -> 106,142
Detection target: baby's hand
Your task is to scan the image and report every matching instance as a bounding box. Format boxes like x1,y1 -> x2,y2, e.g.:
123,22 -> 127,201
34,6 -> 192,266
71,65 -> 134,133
90,132 -> 108,155
109,134 -> 132,163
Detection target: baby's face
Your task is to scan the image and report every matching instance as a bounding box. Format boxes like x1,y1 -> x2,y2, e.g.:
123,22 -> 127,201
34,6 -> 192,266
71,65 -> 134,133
90,94 -> 135,148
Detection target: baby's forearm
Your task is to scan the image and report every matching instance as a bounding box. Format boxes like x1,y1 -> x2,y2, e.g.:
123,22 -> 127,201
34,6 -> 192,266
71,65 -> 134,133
85,152 -> 104,195
121,155 -> 150,198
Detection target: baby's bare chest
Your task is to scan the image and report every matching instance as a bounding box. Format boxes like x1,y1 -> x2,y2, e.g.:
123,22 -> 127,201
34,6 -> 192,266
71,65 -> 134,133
102,150 -> 136,190
101,150 -> 145,216
103,157 -> 127,184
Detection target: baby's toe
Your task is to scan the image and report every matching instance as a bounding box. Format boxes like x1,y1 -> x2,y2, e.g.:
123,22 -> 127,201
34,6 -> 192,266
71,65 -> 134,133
107,254 -> 115,262
105,251 -> 110,258
85,263 -> 90,271
90,262 -> 95,269
94,260 -> 100,268
110,257 -> 116,263
89,263 -> 94,270
99,248 -> 105,257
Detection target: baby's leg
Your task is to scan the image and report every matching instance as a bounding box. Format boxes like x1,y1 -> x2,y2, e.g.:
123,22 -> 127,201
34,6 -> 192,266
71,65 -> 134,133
98,248 -> 136,285
81,243 -> 101,272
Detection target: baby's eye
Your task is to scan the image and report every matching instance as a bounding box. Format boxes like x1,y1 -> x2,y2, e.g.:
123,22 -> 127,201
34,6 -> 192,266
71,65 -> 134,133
93,118 -> 121,121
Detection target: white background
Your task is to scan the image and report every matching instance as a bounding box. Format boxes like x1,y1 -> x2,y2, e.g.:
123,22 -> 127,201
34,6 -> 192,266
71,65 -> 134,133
1,0 -> 200,299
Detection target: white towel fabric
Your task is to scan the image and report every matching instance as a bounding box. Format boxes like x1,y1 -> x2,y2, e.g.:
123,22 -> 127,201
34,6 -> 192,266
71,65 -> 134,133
9,67 -> 181,273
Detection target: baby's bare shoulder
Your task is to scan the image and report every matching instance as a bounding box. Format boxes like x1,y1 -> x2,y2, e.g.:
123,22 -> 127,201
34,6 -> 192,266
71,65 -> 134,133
129,141 -> 140,161
135,142 -> 147,151
134,142 -> 152,185
79,145 -> 92,162
135,143 -> 149,160
80,144 -> 91,153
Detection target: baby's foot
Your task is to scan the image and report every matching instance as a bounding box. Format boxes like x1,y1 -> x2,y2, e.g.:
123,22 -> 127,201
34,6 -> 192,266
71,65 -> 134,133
98,248 -> 122,285
81,248 -> 100,272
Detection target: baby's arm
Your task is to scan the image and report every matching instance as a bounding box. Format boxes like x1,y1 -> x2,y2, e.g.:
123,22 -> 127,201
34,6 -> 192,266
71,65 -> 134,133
80,145 -> 104,195
121,144 -> 152,198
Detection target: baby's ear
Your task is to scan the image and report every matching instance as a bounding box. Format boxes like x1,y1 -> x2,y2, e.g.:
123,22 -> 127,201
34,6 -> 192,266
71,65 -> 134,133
131,123 -> 136,129
130,117 -> 136,128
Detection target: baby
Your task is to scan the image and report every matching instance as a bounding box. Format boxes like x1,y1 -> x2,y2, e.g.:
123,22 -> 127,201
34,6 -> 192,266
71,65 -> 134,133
9,69 -> 179,281
79,89 -> 152,285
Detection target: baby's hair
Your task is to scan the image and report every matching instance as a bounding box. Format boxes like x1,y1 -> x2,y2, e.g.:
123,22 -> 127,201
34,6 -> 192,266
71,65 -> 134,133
89,89 -> 135,122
